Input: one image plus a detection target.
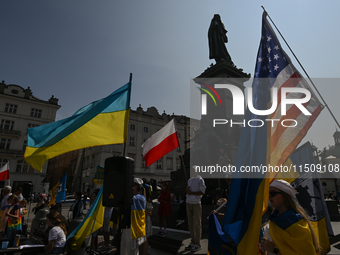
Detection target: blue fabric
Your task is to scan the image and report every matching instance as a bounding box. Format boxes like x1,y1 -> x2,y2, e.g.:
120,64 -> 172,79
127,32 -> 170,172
55,174 -> 67,203
131,194 -> 146,211
208,214 -> 236,255
269,209 -> 303,230
67,187 -> 103,242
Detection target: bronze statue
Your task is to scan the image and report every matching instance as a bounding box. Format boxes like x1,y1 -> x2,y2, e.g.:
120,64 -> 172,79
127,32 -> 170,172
208,14 -> 233,65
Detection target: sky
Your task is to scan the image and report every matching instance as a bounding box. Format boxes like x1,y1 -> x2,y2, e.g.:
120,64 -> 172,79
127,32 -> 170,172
1,0 -> 340,151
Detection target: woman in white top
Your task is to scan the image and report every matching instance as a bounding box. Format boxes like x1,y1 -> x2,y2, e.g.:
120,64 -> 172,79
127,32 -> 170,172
44,210 -> 67,254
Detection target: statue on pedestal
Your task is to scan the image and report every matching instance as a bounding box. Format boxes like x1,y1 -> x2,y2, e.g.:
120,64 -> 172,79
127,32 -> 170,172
208,14 -> 234,65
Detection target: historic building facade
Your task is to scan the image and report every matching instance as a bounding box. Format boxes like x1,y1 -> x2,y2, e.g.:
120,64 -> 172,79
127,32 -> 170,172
0,81 -> 60,194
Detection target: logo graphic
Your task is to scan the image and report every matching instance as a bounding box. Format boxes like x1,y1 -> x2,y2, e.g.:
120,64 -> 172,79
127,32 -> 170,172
55,183 -> 62,194
196,82 -> 222,115
199,83 -> 312,116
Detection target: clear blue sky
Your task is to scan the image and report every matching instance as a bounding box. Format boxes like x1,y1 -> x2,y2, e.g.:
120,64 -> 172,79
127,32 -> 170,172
1,0 -> 339,150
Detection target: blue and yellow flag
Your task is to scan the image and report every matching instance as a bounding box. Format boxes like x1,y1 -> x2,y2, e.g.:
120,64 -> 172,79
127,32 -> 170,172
276,142 -> 333,254
24,82 -> 131,172
131,193 -> 146,239
48,174 -> 67,206
67,187 -> 105,250
208,13 -> 321,255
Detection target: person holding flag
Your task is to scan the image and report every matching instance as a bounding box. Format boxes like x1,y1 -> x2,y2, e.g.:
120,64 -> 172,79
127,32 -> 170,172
261,180 -> 320,255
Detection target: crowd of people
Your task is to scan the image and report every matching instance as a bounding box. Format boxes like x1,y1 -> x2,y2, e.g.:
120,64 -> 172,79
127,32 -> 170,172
0,169 -> 322,255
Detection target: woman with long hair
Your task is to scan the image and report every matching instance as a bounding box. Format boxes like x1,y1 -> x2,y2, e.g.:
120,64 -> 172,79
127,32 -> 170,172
261,180 -> 321,255
44,210 -> 67,254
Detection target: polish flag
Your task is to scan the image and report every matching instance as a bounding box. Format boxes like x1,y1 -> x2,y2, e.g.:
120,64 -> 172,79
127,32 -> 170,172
142,119 -> 180,167
0,162 -> 10,181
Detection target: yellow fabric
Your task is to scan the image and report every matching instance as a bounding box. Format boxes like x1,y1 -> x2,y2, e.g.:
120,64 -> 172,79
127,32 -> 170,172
71,195 -> 105,250
270,219 -> 316,255
278,172 -> 330,254
24,109 -> 129,172
130,209 -> 145,239
47,181 -> 60,207
311,216 -> 330,254
238,179 -> 268,255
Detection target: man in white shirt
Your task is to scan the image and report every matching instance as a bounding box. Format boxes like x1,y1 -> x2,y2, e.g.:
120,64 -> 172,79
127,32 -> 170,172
0,186 -> 12,209
185,166 -> 206,252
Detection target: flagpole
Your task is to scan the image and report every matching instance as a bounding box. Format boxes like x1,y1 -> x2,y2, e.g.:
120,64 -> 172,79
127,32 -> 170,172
122,73 -> 132,157
261,6 -> 340,129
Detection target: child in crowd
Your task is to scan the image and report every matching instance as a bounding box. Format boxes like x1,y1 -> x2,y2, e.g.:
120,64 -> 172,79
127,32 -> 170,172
19,200 -> 27,225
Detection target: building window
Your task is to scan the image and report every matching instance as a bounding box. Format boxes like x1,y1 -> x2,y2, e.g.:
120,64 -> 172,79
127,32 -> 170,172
144,127 -> 148,133
177,159 -> 181,170
28,123 -> 39,128
130,124 -> 135,130
16,159 -> 34,173
142,156 -> 146,168
0,158 -> 8,168
177,146 -> 181,152
129,137 -> 135,146
23,140 -> 27,151
167,158 -> 173,170
91,155 -> 95,168
4,103 -> 17,114
178,133 -> 180,138
156,159 -> 162,169
189,128 -> 193,137
31,108 -> 42,118
0,120 -> 14,130
0,138 -> 11,150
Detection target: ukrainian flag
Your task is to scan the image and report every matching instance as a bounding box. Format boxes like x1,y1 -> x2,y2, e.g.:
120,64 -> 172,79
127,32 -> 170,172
67,187 -> 105,250
24,81 -> 131,172
131,193 -> 146,239
208,13 -> 322,255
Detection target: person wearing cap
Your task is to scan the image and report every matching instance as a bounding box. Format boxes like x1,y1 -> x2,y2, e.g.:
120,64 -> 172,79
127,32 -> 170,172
260,180 -> 320,255
185,166 -> 206,252
120,177 -> 146,255
1,186 -> 12,210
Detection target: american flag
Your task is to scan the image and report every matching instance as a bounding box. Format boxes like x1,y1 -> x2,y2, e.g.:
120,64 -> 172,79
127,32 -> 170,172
218,13 -> 323,255
253,13 -> 323,169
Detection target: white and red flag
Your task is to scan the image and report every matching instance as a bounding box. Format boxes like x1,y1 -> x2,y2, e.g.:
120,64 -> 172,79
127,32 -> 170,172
142,119 -> 180,167
0,162 -> 10,181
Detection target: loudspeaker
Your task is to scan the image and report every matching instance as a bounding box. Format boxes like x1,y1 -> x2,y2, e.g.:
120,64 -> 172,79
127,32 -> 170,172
22,182 -> 33,200
103,156 -> 134,207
